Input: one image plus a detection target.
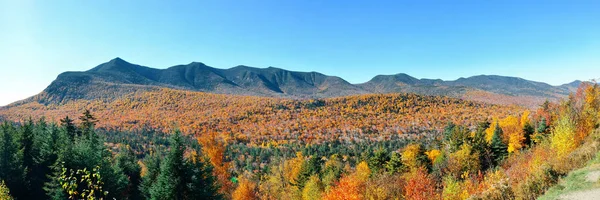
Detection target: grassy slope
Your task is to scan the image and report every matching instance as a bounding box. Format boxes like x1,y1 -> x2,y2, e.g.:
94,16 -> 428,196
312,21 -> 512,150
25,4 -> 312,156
539,138 -> 600,199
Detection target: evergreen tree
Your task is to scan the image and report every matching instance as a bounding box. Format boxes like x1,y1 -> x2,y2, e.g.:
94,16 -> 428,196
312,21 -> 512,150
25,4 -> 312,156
150,130 -> 187,199
20,119 -> 35,196
523,122 -> 535,147
490,122 -> 508,166
116,146 -> 142,200
471,123 -> 491,171
60,116 -> 77,140
140,150 -> 162,199
384,152 -> 404,174
150,130 -> 222,199
0,122 -> 24,198
535,117 -> 549,143
44,125 -> 73,200
79,109 -> 98,132
184,150 -> 222,200
295,155 -> 322,189
31,122 -> 60,199
368,147 -> 390,174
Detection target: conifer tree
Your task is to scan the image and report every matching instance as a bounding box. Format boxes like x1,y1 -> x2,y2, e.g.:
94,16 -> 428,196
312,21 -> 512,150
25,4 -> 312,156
150,130 -> 222,199
116,146 -> 142,200
0,122 -> 24,198
384,152 -> 404,174
140,150 -> 162,199
490,122 -> 508,166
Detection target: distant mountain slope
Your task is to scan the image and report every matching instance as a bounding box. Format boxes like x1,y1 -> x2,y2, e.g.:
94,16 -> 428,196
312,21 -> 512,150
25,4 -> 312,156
6,58 -> 583,107
31,58 -> 365,104
359,73 -> 573,98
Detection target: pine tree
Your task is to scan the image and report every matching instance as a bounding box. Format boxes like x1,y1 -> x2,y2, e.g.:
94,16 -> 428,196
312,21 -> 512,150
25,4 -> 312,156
60,116 -> 77,140
471,123 -> 491,171
29,119 -> 57,199
384,152 -> 404,174
523,122 -> 535,147
150,130 -> 187,199
368,148 -> 390,174
490,122 -> 508,166
0,122 -> 24,198
139,150 -> 162,199
79,109 -> 98,133
116,146 -> 142,200
150,130 -> 222,199
295,155 -> 322,189
19,119 -> 35,196
185,149 -> 222,200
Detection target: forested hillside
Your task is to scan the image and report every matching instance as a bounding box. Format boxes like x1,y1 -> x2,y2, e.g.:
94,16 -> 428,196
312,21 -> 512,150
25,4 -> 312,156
0,59 -> 598,199
1,82 -> 599,199
0,89 -> 524,144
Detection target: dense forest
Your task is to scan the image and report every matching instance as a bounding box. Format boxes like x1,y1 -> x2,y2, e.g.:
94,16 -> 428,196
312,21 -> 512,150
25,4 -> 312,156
0,90 -> 524,145
0,82 -> 599,199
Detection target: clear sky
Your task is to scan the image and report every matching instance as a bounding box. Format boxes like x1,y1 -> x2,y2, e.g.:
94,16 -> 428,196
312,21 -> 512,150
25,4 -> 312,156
1,0 -> 599,106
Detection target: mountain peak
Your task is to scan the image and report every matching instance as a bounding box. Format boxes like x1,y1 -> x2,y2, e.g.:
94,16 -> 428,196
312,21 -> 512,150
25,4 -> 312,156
108,57 -> 129,64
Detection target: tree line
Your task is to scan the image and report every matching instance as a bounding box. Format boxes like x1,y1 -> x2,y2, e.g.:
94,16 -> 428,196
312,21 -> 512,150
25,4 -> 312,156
0,110 -> 221,200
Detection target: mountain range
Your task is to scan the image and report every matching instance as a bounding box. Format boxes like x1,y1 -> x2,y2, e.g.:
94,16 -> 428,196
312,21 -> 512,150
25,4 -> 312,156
7,58 -> 583,108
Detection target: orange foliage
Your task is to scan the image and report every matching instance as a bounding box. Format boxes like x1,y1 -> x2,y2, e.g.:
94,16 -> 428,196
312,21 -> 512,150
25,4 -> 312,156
197,131 -> 233,194
323,161 -> 371,200
232,178 -> 258,200
404,167 -> 439,200
0,88 -> 523,145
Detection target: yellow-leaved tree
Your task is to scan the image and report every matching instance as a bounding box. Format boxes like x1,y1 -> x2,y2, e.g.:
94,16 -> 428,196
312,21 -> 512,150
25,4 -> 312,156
551,115 -> 577,158
499,115 -> 525,153
401,143 -> 427,171
232,178 -> 258,200
485,118 -> 499,143
302,175 -> 323,200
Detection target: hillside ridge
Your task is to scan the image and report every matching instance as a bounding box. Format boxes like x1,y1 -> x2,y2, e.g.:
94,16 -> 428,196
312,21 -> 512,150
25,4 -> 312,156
5,58 -> 583,107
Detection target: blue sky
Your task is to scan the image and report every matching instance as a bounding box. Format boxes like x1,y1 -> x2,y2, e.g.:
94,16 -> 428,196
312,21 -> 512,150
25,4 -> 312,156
1,0 -> 599,106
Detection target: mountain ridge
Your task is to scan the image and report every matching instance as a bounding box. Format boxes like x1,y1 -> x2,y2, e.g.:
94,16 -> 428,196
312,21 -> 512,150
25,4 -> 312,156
5,58 -> 584,108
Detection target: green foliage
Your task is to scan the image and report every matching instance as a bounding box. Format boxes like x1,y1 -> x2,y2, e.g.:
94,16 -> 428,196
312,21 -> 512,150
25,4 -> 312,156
60,116 -> 77,140
444,122 -> 471,152
301,175 -> 323,200
150,130 -> 222,200
490,122 -> 508,166
295,155 -> 323,189
321,154 -> 344,189
0,122 -> 24,198
384,152 -> 404,175
139,150 -> 162,199
116,146 -> 142,200
523,122 -> 535,147
368,148 -> 390,174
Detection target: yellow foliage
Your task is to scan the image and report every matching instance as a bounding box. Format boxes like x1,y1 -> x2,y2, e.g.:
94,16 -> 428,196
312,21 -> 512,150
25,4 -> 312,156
284,152 -> 305,185
232,178 -> 258,200
550,115 -> 577,158
447,144 -> 480,178
520,110 -> 530,129
401,144 -> 422,170
442,177 -> 469,200
355,161 -> 371,182
302,175 -> 322,200
484,118 -> 498,143
500,115 -> 524,153
426,149 -> 442,163
0,181 -> 12,200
